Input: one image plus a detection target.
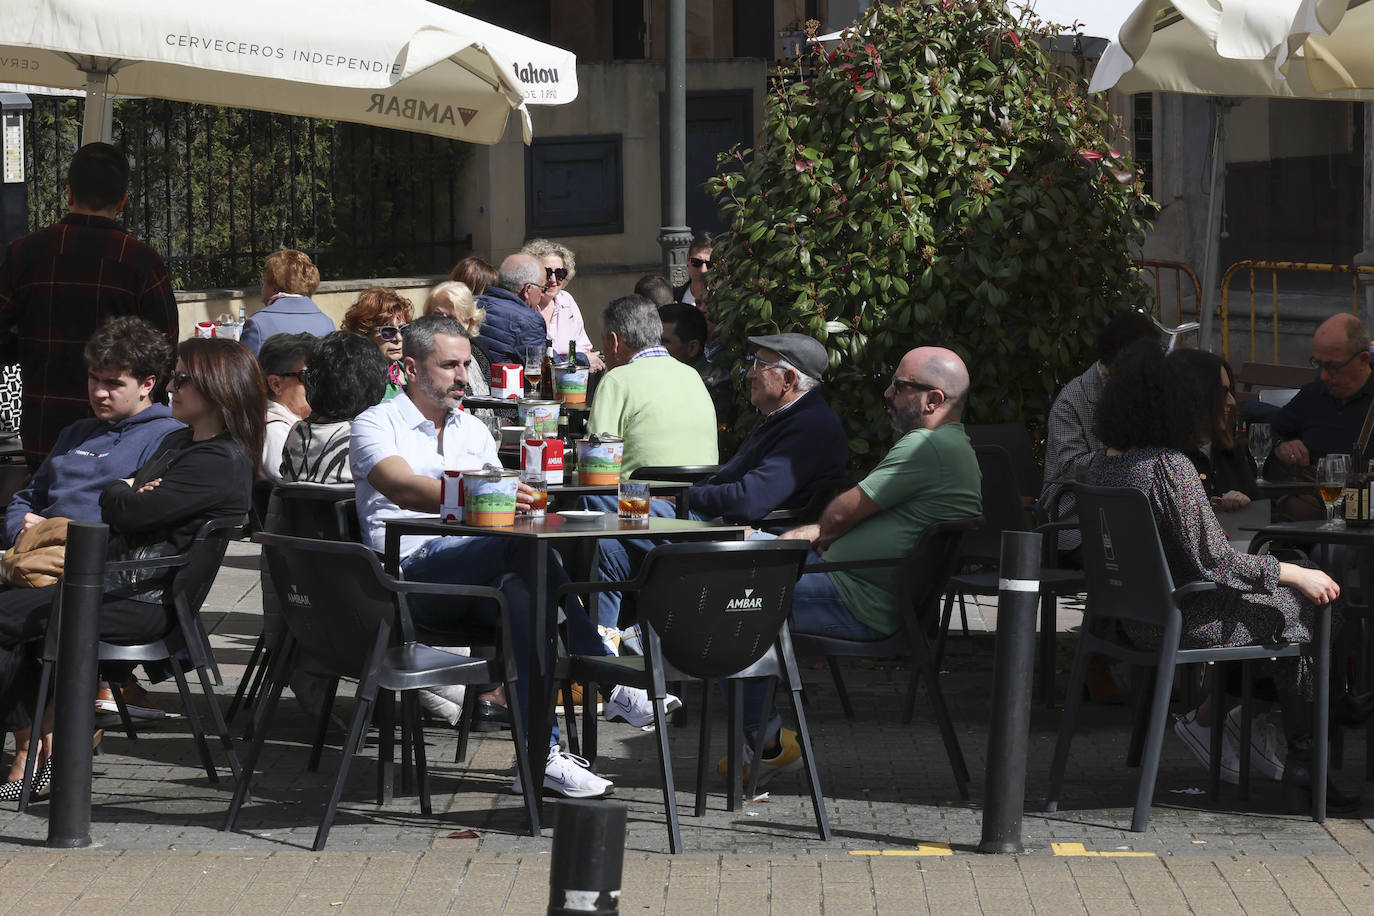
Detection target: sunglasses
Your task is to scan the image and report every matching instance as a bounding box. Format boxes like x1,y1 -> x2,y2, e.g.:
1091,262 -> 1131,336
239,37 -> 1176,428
689,257 -> 711,269
373,324 -> 406,342
890,376 -> 938,393
277,370 -> 307,381
169,371 -> 196,390
545,267 -> 569,282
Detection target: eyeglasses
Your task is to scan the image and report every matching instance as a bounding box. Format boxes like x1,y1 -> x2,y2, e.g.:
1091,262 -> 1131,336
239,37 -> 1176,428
373,324 -> 405,342
545,267 -> 569,282
1310,352 -> 1363,373
277,370 -> 306,381
169,371 -> 195,390
747,354 -> 787,373
689,257 -> 711,269
890,376 -> 938,393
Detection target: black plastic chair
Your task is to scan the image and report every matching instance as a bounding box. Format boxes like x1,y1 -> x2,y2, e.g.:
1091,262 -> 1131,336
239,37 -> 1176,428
20,516 -> 248,811
790,516 -> 981,800
966,423 -> 1043,504
1045,484 -> 1332,831
227,482 -> 356,723
558,539 -> 826,853
224,533 -> 539,850
939,445 -> 1083,705
752,477 -> 846,531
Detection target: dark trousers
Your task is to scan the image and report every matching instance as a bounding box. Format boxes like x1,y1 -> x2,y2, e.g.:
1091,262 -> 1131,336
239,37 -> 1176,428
0,584 -> 169,731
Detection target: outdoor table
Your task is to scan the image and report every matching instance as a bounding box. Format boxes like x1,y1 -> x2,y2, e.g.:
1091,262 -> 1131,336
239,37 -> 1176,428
464,395 -> 591,439
1247,519 -> 1374,779
383,513 -> 750,821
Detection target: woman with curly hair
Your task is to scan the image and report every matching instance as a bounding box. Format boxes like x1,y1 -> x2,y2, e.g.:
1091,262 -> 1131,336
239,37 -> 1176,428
520,238 -> 604,371
342,286 -> 413,402
280,331 -> 389,485
1086,340 -> 1353,813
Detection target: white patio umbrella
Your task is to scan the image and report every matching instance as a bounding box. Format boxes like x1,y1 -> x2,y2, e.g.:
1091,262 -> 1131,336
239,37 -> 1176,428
1088,0 -> 1374,350
0,0 -> 577,146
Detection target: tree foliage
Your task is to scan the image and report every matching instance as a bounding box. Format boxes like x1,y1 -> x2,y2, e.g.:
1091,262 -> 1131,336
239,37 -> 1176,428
707,0 -> 1154,467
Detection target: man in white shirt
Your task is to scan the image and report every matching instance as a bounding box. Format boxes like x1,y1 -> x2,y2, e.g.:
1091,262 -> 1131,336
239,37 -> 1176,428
350,313 -> 666,799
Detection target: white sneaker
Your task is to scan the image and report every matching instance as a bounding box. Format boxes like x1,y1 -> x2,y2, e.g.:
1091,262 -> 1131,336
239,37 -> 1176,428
619,625 -> 644,656
511,746 -> 614,799
603,685 -> 682,728
1174,711 -> 1240,785
1223,706 -> 1286,781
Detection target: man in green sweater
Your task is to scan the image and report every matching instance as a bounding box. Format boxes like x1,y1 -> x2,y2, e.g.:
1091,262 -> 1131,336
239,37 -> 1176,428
587,294 -> 719,476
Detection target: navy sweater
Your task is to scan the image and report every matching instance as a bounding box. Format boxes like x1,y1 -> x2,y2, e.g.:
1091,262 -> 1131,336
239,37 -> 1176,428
687,390 -> 849,523
5,404 -> 184,545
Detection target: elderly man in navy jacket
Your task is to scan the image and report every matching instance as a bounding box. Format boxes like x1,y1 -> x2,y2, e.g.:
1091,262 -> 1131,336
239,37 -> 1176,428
592,332 -> 849,632
475,254 -> 550,366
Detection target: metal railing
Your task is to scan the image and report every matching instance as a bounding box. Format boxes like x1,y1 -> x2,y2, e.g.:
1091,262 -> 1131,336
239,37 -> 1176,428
1134,258 -> 1202,327
1218,260 -> 1374,364
21,96 -> 471,290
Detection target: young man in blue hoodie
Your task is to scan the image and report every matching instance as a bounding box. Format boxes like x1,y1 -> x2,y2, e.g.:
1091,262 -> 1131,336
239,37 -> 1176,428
5,315 -> 182,545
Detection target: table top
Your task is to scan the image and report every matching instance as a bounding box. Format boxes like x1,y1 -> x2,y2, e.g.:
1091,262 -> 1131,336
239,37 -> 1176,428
464,395 -> 590,414
1248,519 -> 1374,546
1255,480 -> 1319,494
384,513 -> 745,541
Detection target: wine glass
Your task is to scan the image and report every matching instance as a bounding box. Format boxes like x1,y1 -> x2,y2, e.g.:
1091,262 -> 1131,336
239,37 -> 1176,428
1318,453 -> 1350,530
523,344 -> 542,396
1248,422 -> 1272,483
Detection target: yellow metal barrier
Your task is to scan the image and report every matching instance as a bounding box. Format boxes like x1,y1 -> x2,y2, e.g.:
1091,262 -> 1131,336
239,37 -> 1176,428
1219,260 -> 1374,364
1133,258 -> 1202,326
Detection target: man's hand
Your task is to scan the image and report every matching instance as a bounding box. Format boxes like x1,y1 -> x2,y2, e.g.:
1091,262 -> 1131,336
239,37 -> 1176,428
779,523 -> 820,545
19,512 -> 45,536
1211,490 -> 1250,513
588,350 -> 606,372
1275,439 -> 1311,467
515,481 -> 535,512
136,477 -> 162,494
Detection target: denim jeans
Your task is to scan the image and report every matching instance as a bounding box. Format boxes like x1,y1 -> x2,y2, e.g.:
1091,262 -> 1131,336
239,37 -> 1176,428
738,534 -> 887,734
585,495 -> 704,629
401,535 -> 609,748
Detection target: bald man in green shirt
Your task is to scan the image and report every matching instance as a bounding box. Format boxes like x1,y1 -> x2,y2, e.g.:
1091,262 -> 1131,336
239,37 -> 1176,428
730,346 -> 982,787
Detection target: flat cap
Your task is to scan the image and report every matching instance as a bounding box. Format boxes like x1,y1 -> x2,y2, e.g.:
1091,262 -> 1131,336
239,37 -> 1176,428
747,333 -> 829,381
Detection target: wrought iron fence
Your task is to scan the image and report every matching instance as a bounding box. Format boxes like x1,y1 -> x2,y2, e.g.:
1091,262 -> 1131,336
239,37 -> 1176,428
23,96 -> 472,290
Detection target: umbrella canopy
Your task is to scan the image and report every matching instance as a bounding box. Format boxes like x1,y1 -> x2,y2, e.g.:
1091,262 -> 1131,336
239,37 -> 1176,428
0,0 -> 577,145
1090,0 -> 1374,98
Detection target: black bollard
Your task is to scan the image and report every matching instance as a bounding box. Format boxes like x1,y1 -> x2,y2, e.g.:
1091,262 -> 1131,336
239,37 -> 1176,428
978,530 -> 1042,855
548,799 -> 626,916
47,521 -> 108,849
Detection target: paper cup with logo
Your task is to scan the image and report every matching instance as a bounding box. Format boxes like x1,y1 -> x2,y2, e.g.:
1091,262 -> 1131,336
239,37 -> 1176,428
194,321 -> 217,339
577,434 -> 625,486
517,398 -> 561,437
440,469 -> 468,523
461,467 -> 520,527
555,365 -> 590,406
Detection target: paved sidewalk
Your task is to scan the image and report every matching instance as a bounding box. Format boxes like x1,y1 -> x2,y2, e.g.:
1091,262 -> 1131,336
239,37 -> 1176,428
2,541 -> 1374,913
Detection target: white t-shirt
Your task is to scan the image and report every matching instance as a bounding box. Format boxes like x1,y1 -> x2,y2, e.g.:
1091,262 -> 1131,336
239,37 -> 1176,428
350,391 -> 498,556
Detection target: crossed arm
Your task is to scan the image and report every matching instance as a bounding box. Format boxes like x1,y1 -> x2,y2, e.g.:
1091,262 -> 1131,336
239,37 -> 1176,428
778,484 -> 880,553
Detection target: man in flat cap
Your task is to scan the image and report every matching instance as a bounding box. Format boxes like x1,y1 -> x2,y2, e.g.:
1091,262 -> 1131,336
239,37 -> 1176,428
592,332 -> 849,636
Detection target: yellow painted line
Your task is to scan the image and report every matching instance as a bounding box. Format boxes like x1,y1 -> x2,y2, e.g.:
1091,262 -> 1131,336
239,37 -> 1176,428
848,843 -> 953,856
1052,842 -> 1155,858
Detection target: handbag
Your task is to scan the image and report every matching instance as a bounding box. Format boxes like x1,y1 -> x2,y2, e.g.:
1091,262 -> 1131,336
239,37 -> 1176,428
1,516 -> 70,588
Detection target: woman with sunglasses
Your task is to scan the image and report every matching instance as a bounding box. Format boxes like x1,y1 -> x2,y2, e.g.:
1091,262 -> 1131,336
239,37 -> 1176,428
521,239 -> 604,371
0,337 -> 264,799
342,286 -> 414,402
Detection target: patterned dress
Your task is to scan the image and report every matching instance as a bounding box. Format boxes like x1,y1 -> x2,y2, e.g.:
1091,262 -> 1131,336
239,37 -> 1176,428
1086,447 -> 1324,693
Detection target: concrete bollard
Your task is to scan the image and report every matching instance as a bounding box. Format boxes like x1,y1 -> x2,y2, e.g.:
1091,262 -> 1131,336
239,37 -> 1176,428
47,521 -> 108,849
547,799 -> 627,915
978,530 -> 1042,855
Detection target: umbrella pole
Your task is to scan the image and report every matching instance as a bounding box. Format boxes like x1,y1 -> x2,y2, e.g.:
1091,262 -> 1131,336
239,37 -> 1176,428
80,67 -> 115,145
1199,98 -> 1229,356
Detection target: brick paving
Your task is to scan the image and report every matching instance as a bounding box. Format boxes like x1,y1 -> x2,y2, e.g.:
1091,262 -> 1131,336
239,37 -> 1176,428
1,540 -> 1373,912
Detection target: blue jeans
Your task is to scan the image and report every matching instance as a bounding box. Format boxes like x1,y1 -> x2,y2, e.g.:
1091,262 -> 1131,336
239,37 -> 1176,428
738,535 -> 887,734
585,495 -> 704,629
402,535 -> 610,747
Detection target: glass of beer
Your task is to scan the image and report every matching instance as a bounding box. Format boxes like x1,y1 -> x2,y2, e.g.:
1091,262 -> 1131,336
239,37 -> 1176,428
1318,452 -> 1350,529
618,480 -> 651,524
520,467 -> 548,518
524,344 -> 542,396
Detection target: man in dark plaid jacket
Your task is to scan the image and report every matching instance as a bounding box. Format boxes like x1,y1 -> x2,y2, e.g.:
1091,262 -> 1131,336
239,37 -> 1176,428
0,142 -> 178,467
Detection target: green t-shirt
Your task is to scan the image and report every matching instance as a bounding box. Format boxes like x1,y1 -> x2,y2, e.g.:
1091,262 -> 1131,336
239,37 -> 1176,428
825,422 -> 982,635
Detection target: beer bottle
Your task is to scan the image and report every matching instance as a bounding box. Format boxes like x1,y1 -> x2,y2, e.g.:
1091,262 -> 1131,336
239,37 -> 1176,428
1344,443 -> 1362,525
538,339 -> 555,400
567,339 -> 577,369
1355,459 -> 1374,528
